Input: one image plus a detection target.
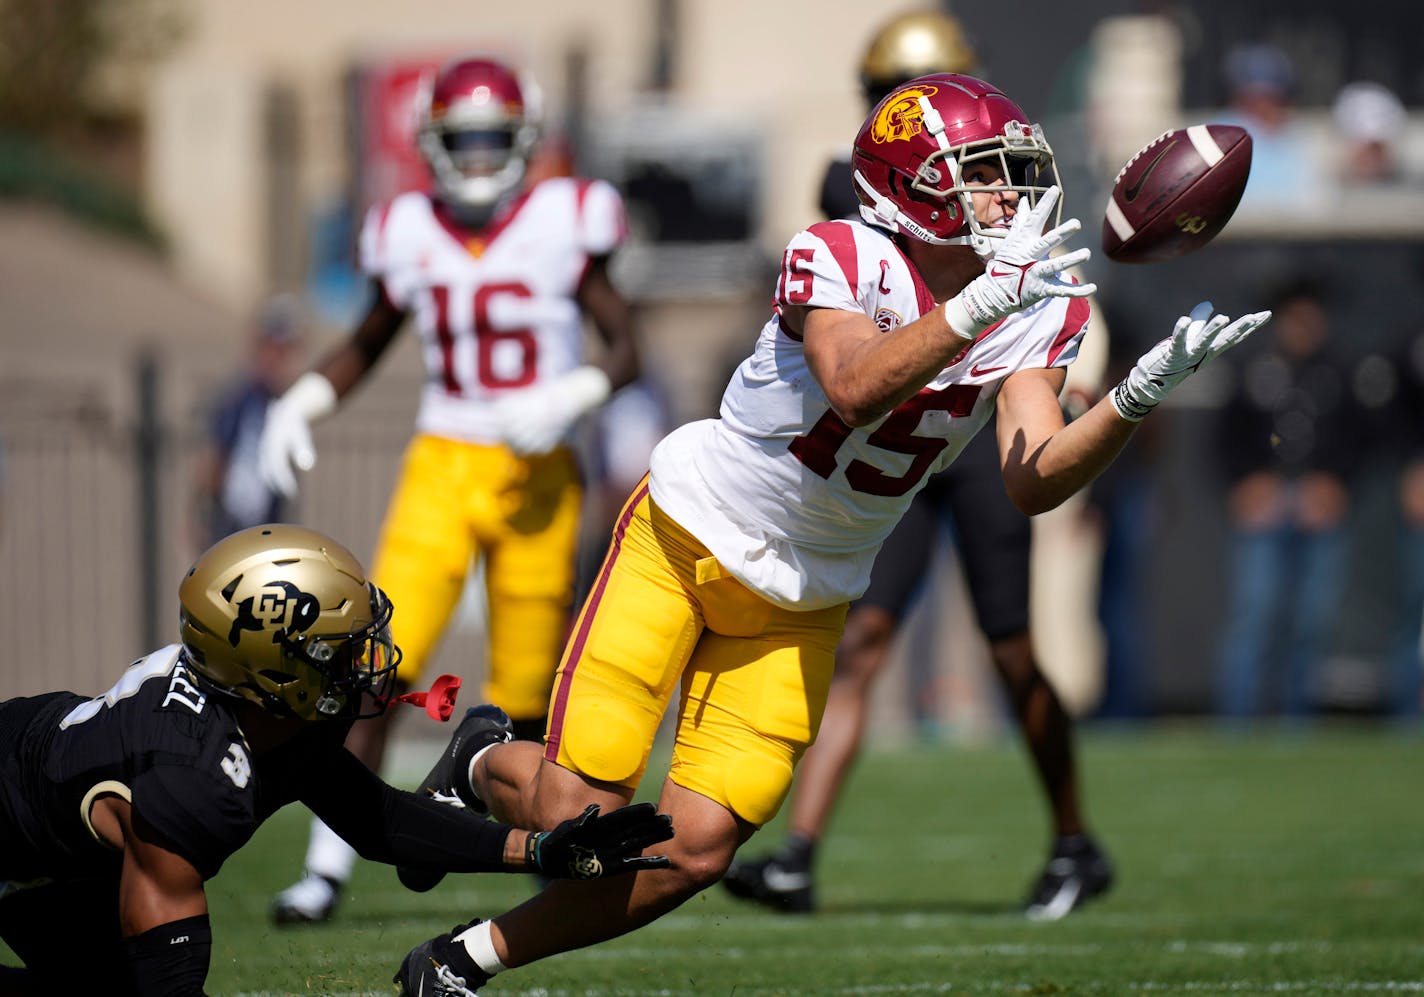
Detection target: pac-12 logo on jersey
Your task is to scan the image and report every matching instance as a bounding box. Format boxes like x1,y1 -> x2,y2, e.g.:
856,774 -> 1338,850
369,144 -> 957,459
874,307 -> 903,332
227,582 -> 320,646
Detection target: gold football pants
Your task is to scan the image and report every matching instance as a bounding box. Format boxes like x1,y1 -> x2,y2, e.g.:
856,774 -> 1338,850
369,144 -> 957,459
544,479 -> 848,826
372,433 -> 581,723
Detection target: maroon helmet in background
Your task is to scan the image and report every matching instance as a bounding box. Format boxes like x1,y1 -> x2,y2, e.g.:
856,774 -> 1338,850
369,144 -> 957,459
417,56 -> 543,210
850,73 -> 1060,257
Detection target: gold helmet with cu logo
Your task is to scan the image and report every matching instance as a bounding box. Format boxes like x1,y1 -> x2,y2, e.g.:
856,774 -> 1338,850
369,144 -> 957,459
860,10 -> 979,106
178,524 -> 401,721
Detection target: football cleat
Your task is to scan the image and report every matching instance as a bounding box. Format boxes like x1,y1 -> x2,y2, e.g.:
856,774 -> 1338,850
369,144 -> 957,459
393,922 -> 490,997
397,704 -> 514,892
1023,835 -> 1115,921
270,871 -> 342,925
721,854 -> 815,914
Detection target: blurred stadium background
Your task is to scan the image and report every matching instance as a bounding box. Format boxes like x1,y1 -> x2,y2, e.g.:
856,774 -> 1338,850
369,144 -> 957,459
2,0 -> 1422,733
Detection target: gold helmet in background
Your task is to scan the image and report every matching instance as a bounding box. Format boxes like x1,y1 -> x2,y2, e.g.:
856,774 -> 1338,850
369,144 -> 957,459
178,524 -> 401,721
860,9 -> 979,105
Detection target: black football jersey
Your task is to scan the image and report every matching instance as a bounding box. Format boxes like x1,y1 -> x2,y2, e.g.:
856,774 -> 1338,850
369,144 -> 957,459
0,645 -> 350,883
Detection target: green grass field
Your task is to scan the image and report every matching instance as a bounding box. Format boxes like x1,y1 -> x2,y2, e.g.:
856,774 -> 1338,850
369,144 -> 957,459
204,723 -> 1424,996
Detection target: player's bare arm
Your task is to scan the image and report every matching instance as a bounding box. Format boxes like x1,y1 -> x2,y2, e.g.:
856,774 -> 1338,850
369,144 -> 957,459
996,300 -> 1273,516
258,279 -> 406,496
315,278 -> 408,397
576,255 -> 640,391
801,304 -> 968,427
995,365 -> 1137,516
90,794 -> 207,936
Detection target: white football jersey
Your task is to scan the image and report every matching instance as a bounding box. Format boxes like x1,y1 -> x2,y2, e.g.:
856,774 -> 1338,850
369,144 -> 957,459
649,219 -> 1090,610
359,178 -> 627,443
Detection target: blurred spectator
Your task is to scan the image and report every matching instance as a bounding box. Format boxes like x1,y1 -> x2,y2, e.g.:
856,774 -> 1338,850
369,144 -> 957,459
1331,80 -> 1408,186
1214,278 -> 1362,720
1219,43 -> 1325,211
1083,302 -> 1159,721
190,297 -> 305,551
1380,325 -> 1424,717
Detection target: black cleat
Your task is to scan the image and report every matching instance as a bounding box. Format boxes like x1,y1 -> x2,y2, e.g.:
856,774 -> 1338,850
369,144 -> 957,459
393,921 -> 490,997
270,871 -> 342,926
397,705 -> 514,893
1023,835 -> 1115,921
721,854 -> 815,914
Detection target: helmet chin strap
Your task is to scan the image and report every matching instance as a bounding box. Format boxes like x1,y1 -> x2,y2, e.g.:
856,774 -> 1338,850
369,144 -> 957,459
852,169 -> 976,250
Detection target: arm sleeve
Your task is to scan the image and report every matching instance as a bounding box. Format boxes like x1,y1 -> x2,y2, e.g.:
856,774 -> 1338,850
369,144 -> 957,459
300,746 -> 515,872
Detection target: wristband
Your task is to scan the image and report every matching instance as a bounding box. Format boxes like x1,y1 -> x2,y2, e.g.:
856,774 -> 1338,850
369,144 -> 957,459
1109,379 -> 1153,422
942,295 -> 987,341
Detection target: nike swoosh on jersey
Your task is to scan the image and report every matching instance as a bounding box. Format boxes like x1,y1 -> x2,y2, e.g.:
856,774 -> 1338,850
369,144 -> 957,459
1124,141 -> 1175,203
970,363 -> 1007,376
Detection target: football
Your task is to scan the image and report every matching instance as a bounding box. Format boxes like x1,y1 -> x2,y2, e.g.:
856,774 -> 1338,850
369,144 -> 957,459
1101,124 -> 1253,264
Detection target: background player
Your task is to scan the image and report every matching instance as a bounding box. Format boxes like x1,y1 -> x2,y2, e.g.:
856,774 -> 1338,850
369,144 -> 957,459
259,55 -> 641,923
0,524 -> 671,995
390,73 -> 1270,996
723,9 -> 1113,921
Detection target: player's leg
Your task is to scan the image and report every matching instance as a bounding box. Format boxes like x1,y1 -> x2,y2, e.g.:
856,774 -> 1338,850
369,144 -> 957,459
482,447 -> 583,743
395,492 -> 846,992
1282,522 -> 1347,718
723,485 -> 937,913
470,481 -> 699,828
946,443 -> 1113,919
273,434 -> 476,924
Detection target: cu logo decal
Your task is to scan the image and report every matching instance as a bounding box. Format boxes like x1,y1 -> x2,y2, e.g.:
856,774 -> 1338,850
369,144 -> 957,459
226,581 -> 320,646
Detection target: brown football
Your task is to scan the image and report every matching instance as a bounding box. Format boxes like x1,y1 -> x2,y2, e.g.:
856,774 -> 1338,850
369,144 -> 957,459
1102,124 -> 1252,264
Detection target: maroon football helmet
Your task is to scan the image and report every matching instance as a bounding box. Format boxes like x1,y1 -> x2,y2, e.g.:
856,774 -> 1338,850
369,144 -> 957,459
417,56 -> 542,209
851,73 -> 1059,256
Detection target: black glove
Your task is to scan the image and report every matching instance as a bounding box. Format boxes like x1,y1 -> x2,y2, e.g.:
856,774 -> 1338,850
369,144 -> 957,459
525,802 -> 674,879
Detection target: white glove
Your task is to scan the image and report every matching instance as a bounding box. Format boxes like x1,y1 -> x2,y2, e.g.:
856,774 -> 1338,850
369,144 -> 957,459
258,372 -> 338,498
493,366 -> 612,456
943,185 -> 1097,339
1111,301 -> 1272,422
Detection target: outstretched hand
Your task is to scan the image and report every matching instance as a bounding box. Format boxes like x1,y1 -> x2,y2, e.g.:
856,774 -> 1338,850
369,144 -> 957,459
526,803 -> 674,880
944,185 -> 1096,339
1111,301 -> 1272,422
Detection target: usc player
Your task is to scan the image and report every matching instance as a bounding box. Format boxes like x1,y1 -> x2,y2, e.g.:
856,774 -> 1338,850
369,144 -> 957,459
724,9 -> 1115,921
260,56 -> 640,924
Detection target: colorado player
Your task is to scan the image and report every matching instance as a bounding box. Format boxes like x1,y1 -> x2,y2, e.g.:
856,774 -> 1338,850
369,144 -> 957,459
0,525 -> 671,996
260,56 -> 640,923
393,74 -> 1271,996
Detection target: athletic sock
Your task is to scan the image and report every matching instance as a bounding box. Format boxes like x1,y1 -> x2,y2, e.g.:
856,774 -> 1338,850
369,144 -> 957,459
456,921 -> 506,976
305,817 -> 356,884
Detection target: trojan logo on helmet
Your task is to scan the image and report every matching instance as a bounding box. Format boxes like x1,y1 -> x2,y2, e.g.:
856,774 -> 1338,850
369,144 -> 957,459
870,85 -> 939,144
850,73 -> 1060,257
